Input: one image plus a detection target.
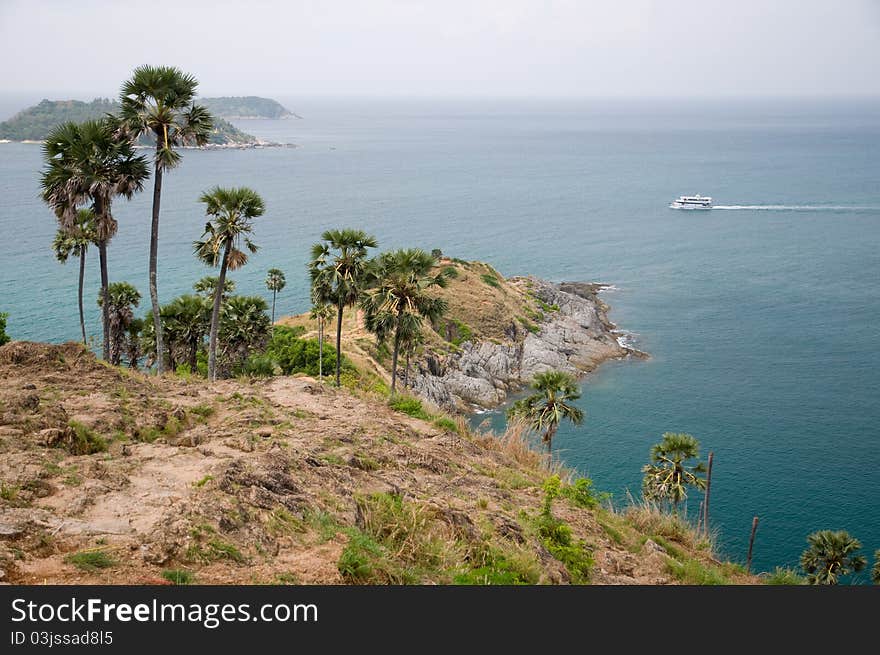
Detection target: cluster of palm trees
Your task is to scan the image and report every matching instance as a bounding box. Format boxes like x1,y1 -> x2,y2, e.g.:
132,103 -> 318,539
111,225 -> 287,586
308,229 -> 450,391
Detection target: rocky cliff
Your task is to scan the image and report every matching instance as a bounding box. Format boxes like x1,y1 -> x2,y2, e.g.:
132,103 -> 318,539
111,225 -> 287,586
408,277 -> 641,411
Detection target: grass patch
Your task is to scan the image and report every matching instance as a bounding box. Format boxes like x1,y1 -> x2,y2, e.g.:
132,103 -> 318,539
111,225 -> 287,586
350,454 -> 381,471
518,316 -> 540,334
267,508 -> 305,536
664,558 -> 729,585
64,550 -> 115,572
480,273 -> 501,288
161,569 -> 195,585
388,395 -> 431,420
560,477 -> 603,509
193,475 -> 213,488
305,510 -> 340,542
453,553 -> 536,585
0,483 -> 19,503
190,403 -> 215,421
764,567 -> 806,585
66,421 -> 107,455
432,416 -> 458,432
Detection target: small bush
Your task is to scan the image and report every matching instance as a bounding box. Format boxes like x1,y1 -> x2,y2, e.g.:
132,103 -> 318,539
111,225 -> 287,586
561,477 -> 602,509
162,569 -> 195,585
442,265 -> 459,279
764,567 -> 806,585
432,416 -> 458,433
190,403 -> 215,420
0,312 -> 10,346
66,421 -> 107,455
389,395 -> 430,420
446,319 -> 473,347
175,363 -> 192,380
664,558 -> 728,585
265,326 -> 338,377
239,353 -> 278,377
64,550 -> 115,572
481,273 -> 501,288
454,554 -> 535,585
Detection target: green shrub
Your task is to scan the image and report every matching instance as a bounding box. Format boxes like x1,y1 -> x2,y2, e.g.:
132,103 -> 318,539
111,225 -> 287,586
389,395 -> 430,420
66,421 -> 107,455
481,273 -> 501,288
175,363 -> 192,379
454,555 -> 535,585
338,531 -> 399,583
664,558 -> 728,585
764,567 -> 806,585
0,312 -> 10,346
447,319 -> 473,346
265,326 -> 339,376
442,266 -> 459,279
64,550 -> 115,572
433,416 -> 458,432
518,316 -> 540,334
161,569 -> 195,585
537,475 -> 593,583
560,477 -> 602,509
239,353 -> 278,377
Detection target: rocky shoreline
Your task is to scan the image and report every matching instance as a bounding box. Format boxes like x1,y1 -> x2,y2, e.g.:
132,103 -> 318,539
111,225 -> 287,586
408,277 -> 646,412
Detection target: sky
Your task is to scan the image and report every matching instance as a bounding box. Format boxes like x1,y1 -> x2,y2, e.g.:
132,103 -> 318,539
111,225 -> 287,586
1,0 -> 879,99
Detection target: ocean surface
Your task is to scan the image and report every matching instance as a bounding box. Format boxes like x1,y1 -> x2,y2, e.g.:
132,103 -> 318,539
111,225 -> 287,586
1,96 -> 878,579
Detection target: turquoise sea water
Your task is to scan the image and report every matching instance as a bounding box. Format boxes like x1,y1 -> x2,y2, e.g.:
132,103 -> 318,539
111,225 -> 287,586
1,97 -> 878,578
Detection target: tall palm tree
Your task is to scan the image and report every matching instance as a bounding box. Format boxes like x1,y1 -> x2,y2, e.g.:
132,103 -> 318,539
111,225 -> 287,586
97,282 -> 141,366
507,370 -> 585,454
309,301 -> 335,381
641,432 -> 707,512
360,249 -> 448,393
52,209 -> 97,345
800,530 -> 866,585
41,119 -> 149,360
193,187 -> 264,381
309,229 -> 378,386
126,317 -> 144,369
119,65 -> 213,373
265,268 -> 286,324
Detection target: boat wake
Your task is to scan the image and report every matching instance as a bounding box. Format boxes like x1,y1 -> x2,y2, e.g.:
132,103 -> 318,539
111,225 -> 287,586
713,205 -> 879,211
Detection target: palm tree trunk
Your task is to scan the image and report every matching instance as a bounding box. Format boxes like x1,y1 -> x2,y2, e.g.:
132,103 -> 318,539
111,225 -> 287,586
544,423 -> 558,454
271,290 -> 276,324
335,299 -> 344,387
149,154 -> 164,374
207,243 -> 231,382
319,318 -> 325,378
390,310 -> 402,393
189,340 -> 198,373
404,348 -> 411,388
77,250 -> 87,345
97,240 -> 110,361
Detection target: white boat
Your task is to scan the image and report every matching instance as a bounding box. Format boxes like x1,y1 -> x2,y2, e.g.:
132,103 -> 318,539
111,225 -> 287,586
670,194 -> 713,209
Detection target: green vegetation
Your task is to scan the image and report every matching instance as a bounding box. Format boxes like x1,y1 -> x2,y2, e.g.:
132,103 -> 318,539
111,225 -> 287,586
535,476 -> 593,583
361,248 -> 449,392
480,273 -> 501,288
52,209 -> 97,345
764,567 -> 806,585
0,312 -> 9,346
120,65 -> 214,374
0,98 -> 254,144
64,550 -> 115,572
309,303 -> 335,381
265,268 -> 286,324
162,569 -> 195,585
194,186 -> 265,381
263,326 -> 339,377
97,282 -> 141,366
641,432 -> 706,511
198,96 -> 294,119
310,229 -> 378,386
66,421 -> 108,455
799,530 -> 866,585
446,318 -> 473,347
560,477 -> 603,509
388,394 -> 431,420
508,371 -> 584,454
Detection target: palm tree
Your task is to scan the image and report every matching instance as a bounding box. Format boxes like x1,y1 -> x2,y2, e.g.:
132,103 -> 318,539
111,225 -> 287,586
800,530 -> 866,585
97,282 -> 140,366
193,187 -> 264,381
52,209 -> 97,344
193,276 -> 235,300
872,550 -> 880,585
309,229 -> 378,386
360,249 -> 448,393
641,432 -> 707,512
507,370 -> 585,454
219,295 -> 271,376
119,65 -> 213,373
309,301 -> 335,381
265,268 -> 286,324
41,119 -> 149,360
163,294 -> 211,372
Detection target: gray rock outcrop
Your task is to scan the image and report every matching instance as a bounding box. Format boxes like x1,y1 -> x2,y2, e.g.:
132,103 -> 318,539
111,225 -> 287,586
406,278 -> 643,411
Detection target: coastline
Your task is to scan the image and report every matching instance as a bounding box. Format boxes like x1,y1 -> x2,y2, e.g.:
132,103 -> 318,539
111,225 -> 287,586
0,139 -> 296,150
407,276 -> 647,412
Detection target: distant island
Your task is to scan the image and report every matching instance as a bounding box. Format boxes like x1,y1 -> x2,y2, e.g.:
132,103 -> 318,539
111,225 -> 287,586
198,96 -> 301,120
0,97 -> 298,147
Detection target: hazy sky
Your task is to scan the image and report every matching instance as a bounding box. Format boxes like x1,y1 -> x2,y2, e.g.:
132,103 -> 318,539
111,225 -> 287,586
2,0 -> 879,98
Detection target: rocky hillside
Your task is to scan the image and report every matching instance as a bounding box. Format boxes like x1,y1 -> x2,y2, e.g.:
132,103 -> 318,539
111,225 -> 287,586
280,258 -> 645,412
0,342 -> 752,585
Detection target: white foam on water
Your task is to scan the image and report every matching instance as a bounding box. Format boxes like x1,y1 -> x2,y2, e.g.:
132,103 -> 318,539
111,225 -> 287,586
612,329 -> 638,349
714,205 -> 880,211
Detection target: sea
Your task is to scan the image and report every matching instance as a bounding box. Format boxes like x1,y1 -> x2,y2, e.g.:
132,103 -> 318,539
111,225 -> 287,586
1,96 -> 878,579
